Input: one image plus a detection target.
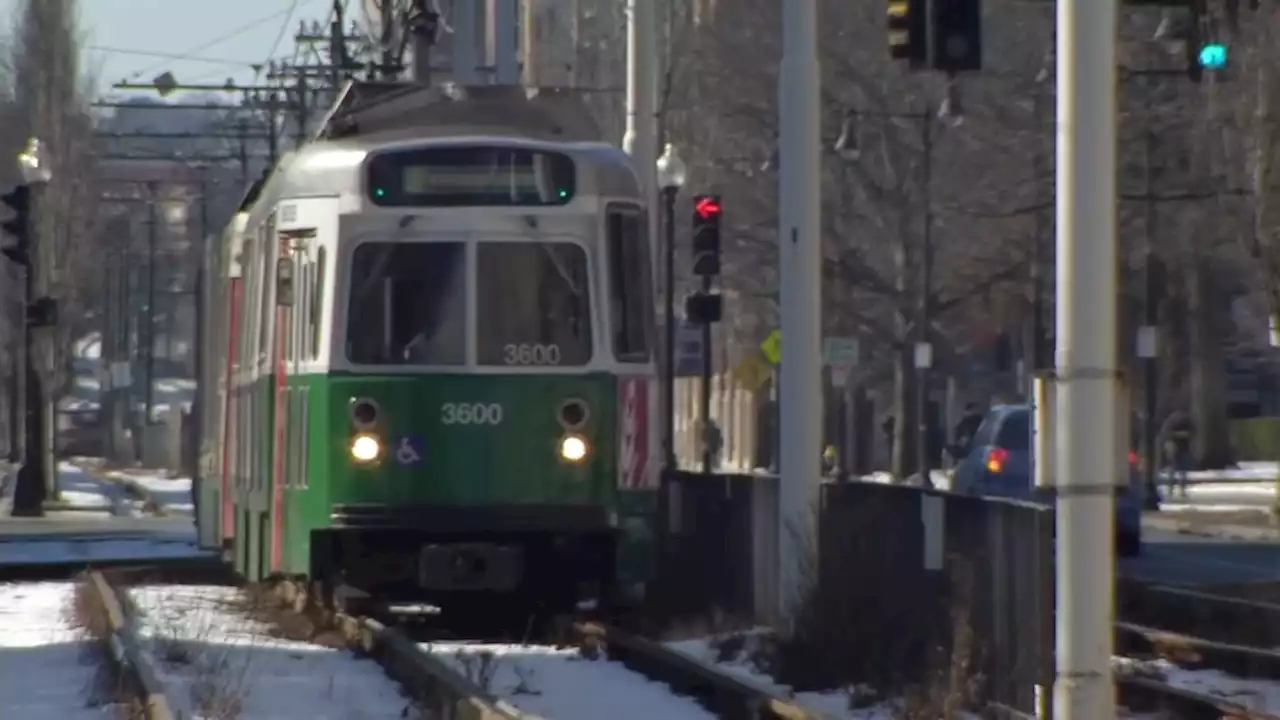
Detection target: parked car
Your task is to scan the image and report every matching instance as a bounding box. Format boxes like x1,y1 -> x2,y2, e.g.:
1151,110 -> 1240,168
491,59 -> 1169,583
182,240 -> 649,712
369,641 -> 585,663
951,404 -> 1143,557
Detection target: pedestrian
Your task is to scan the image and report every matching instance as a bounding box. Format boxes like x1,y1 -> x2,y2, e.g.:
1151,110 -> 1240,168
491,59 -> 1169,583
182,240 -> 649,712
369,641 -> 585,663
952,402 -> 984,459
1159,409 -> 1194,499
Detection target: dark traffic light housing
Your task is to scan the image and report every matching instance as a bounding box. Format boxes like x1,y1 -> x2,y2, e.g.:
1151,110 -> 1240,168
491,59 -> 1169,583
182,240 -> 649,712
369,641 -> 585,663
691,194 -> 722,277
931,0 -> 983,72
1,184 -> 30,266
887,0 -> 982,73
887,0 -> 927,67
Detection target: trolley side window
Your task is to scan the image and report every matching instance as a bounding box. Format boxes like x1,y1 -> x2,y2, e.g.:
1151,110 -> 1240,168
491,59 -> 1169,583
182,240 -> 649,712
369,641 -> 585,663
475,241 -> 592,367
605,203 -> 653,362
345,242 -> 466,365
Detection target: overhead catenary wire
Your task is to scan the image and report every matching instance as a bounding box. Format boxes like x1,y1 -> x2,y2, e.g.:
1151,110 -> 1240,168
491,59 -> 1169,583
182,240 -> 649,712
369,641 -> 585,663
121,5 -> 321,83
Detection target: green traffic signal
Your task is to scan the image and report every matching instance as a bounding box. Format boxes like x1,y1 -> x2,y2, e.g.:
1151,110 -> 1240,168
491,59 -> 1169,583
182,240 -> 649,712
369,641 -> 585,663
1199,43 -> 1227,70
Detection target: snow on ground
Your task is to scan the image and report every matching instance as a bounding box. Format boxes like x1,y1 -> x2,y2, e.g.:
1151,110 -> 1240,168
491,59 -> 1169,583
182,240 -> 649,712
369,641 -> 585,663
128,584 -> 407,719
424,640 -> 717,720
106,469 -> 193,515
1115,656 -> 1280,714
0,581 -> 118,718
54,462 -> 115,511
664,633 -> 968,719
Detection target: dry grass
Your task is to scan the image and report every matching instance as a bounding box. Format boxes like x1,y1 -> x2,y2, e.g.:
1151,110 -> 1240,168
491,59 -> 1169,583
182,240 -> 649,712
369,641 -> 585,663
740,524 -> 986,720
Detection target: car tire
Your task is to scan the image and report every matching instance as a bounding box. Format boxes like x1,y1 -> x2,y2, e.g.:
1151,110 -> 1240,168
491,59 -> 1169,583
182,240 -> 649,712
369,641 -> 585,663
1117,532 -> 1141,558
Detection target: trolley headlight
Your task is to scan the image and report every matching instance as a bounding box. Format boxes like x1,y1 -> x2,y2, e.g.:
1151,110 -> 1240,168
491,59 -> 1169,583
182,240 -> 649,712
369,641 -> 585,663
559,434 -> 590,463
350,433 -> 382,462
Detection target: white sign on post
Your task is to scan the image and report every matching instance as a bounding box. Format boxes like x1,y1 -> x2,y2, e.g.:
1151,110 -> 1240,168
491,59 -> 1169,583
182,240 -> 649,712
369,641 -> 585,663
823,337 -> 859,388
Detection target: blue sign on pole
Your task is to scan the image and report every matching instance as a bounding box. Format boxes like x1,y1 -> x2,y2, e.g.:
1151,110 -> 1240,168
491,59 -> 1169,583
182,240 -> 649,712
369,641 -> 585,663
674,320 -> 704,377
395,434 -> 426,465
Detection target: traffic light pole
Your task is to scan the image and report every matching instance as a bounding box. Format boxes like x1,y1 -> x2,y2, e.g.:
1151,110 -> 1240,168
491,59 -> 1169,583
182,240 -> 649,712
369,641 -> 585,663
7,296 -> 19,463
11,186 -> 44,516
699,269 -> 713,474
660,186 -> 677,471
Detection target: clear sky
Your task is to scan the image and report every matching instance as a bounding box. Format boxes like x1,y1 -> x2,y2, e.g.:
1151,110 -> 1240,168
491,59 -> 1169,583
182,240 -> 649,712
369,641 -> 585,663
0,0 -> 343,99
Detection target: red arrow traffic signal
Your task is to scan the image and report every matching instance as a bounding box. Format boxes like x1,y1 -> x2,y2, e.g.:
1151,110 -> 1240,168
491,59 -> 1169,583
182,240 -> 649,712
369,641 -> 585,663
694,195 -> 722,219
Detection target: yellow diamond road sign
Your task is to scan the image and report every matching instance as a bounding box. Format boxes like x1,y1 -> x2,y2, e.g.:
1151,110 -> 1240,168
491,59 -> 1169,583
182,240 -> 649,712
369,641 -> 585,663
734,354 -> 772,391
760,329 -> 782,365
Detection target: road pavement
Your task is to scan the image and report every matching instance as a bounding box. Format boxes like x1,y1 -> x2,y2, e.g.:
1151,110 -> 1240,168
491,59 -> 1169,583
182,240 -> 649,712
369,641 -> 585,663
1121,525 -> 1280,585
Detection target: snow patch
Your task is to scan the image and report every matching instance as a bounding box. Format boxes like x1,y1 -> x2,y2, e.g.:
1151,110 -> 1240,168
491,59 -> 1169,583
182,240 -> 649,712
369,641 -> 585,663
129,584 -> 407,719
0,581 -> 120,718
425,640 -> 716,720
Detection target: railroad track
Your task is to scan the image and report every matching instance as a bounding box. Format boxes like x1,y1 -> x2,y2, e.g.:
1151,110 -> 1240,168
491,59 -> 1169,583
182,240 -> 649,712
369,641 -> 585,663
82,569 -> 180,719
1115,578 -> 1280,719
270,580 -> 819,719
75,564 -> 823,719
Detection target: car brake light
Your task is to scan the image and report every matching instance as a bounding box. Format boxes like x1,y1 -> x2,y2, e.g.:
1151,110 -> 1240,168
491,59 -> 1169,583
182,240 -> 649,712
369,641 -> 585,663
986,447 -> 1009,473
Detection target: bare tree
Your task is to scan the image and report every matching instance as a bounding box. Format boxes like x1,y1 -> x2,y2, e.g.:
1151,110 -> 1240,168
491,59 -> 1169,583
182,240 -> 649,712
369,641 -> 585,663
4,0 -> 99,491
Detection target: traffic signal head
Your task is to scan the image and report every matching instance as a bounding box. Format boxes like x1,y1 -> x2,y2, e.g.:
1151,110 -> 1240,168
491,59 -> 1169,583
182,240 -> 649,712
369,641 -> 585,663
0,184 -> 30,266
691,194 -> 722,277
887,0 -> 927,67
931,0 -> 983,73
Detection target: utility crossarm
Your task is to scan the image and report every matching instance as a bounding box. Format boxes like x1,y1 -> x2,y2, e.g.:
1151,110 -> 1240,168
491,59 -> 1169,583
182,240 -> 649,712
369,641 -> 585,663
94,131 -> 276,141
110,81 -> 290,93
92,101 -> 264,111
95,154 -> 269,162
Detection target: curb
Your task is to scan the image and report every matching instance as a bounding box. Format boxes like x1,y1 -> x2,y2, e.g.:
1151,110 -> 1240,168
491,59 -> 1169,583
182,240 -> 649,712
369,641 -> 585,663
1142,513 -> 1280,542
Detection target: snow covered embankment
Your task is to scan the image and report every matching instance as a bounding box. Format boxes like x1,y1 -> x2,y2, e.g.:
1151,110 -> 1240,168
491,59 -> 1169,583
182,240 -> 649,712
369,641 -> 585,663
127,584 -> 407,719
0,581 -> 123,719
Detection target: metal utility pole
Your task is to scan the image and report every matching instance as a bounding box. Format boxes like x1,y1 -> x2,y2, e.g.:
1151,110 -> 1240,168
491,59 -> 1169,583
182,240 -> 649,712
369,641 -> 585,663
1029,79 -> 1049,379
777,0 -> 822,620
1053,0 -> 1118,717
916,113 -> 935,487
144,186 -> 158,425
623,0 -> 659,274
408,0 -> 440,86
486,0 -> 519,85
521,0 -> 539,85
453,0 -> 481,85
1140,130 -> 1162,509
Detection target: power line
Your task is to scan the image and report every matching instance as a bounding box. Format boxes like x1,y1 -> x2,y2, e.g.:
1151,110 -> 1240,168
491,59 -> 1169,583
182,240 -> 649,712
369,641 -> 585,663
263,0 -> 304,67
123,6 -> 319,82
88,46 -> 253,67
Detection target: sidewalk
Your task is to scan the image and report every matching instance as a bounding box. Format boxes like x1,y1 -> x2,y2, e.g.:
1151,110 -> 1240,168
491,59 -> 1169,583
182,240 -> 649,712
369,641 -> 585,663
0,461 -> 131,517
89,465 -> 194,517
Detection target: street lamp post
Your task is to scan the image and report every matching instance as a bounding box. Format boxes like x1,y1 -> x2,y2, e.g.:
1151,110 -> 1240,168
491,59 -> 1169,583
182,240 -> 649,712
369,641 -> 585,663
655,143 -> 687,472
11,137 -> 52,517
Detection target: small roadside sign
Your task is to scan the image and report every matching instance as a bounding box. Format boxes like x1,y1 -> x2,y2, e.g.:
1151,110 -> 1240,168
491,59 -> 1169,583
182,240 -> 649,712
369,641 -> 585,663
761,329 -> 782,365
674,320 -> 704,377
733,353 -> 772,391
823,337 -> 859,366
824,337 -> 859,389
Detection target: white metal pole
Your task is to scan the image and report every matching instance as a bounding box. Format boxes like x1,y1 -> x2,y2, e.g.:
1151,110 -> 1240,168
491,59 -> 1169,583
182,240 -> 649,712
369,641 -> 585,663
1054,0 -> 1118,718
623,0 -> 658,211
777,0 -> 823,622
453,0 -> 480,85
623,0 -> 659,319
488,0 -> 519,85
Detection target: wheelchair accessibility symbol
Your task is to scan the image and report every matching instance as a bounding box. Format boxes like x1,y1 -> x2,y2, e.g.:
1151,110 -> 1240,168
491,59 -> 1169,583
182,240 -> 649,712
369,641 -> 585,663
396,434 -> 425,466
